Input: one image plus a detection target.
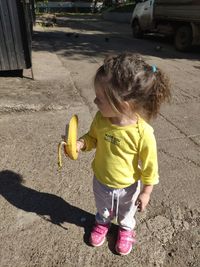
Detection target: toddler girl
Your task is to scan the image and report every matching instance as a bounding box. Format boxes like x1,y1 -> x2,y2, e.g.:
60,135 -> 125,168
77,53 -> 170,255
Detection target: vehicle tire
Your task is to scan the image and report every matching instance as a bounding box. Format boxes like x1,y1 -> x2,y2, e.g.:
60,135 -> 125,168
174,25 -> 192,52
132,20 -> 143,39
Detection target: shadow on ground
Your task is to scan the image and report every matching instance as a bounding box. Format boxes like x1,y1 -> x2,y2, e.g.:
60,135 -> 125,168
0,70 -> 23,77
0,170 -> 94,244
33,15 -> 200,61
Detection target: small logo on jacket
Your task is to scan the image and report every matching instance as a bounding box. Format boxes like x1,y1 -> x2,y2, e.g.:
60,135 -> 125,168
104,134 -> 121,145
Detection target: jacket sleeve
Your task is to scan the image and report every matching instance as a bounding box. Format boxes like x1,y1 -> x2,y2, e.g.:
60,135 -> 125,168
80,113 -> 98,151
138,127 -> 159,185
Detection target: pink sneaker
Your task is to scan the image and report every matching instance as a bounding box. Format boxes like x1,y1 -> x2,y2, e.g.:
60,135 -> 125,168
90,223 -> 109,247
115,228 -> 136,255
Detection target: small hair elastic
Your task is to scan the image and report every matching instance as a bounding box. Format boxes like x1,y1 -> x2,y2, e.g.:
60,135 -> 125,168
152,65 -> 157,73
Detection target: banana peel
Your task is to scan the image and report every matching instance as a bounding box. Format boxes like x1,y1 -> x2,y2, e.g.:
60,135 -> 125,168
58,114 -> 78,169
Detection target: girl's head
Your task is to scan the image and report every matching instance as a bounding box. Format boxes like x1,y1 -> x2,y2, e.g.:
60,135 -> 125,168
94,53 -> 171,120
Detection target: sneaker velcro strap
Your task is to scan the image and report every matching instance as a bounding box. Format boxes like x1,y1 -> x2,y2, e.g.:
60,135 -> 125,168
120,236 -> 134,242
94,225 -> 108,235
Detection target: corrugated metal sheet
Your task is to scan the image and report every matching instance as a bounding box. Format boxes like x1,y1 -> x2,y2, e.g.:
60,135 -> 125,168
0,0 -> 33,71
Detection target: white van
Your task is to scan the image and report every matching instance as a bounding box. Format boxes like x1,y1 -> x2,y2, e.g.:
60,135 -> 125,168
131,0 -> 200,51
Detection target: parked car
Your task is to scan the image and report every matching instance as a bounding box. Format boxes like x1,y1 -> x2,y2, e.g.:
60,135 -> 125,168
130,0 -> 200,51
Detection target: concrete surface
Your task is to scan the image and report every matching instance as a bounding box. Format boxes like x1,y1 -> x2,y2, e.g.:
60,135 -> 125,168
102,12 -> 132,23
0,14 -> 199,267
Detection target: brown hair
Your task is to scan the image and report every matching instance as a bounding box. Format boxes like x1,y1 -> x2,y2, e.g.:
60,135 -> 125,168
94,53 -> 171,120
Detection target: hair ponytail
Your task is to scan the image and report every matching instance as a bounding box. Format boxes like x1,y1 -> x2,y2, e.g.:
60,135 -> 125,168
140,66 -> 171,119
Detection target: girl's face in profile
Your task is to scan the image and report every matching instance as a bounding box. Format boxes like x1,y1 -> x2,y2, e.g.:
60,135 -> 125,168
94,85 -> 116,118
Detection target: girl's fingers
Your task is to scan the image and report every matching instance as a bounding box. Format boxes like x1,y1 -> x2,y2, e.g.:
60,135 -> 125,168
136,199 -> 146,212
135,199 -> 139,206
136,199 -> 142,211
76,142 -> 82,152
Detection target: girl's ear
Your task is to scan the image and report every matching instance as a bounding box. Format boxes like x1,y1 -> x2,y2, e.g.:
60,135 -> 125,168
121,101 -> 137,117
122,101 -> 132,112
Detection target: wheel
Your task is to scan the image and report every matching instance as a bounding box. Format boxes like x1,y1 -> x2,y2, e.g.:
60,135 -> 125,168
174,25 -> 192,52
132,20 -> 143,39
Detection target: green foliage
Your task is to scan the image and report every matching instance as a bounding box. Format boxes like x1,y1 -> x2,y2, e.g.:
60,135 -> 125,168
104,2 -> 136,13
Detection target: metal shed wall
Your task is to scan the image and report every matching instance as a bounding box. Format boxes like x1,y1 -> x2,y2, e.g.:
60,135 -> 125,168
0,0 -> 32,71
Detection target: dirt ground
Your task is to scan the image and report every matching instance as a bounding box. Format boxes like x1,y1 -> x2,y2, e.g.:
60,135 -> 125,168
0,14 -> 200,267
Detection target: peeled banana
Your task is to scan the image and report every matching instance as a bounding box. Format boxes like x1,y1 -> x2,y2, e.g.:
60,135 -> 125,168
58,114 -> 78,168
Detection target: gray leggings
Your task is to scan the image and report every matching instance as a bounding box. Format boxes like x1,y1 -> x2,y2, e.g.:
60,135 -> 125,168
93,176 -> 140,230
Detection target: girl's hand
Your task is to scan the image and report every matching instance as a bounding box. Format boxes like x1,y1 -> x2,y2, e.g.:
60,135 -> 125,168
76,139 -> 85,152
135,192 -> 150,212
135,184 -> 153,212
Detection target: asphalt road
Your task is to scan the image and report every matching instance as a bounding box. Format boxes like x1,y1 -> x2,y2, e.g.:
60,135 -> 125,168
0,14 -> 199,267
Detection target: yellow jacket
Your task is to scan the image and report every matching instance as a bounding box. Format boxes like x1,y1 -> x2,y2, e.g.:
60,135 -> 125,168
81,111 -> 159,188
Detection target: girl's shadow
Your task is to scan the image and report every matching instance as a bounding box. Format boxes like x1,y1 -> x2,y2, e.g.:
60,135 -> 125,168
0,170 -> 94,244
